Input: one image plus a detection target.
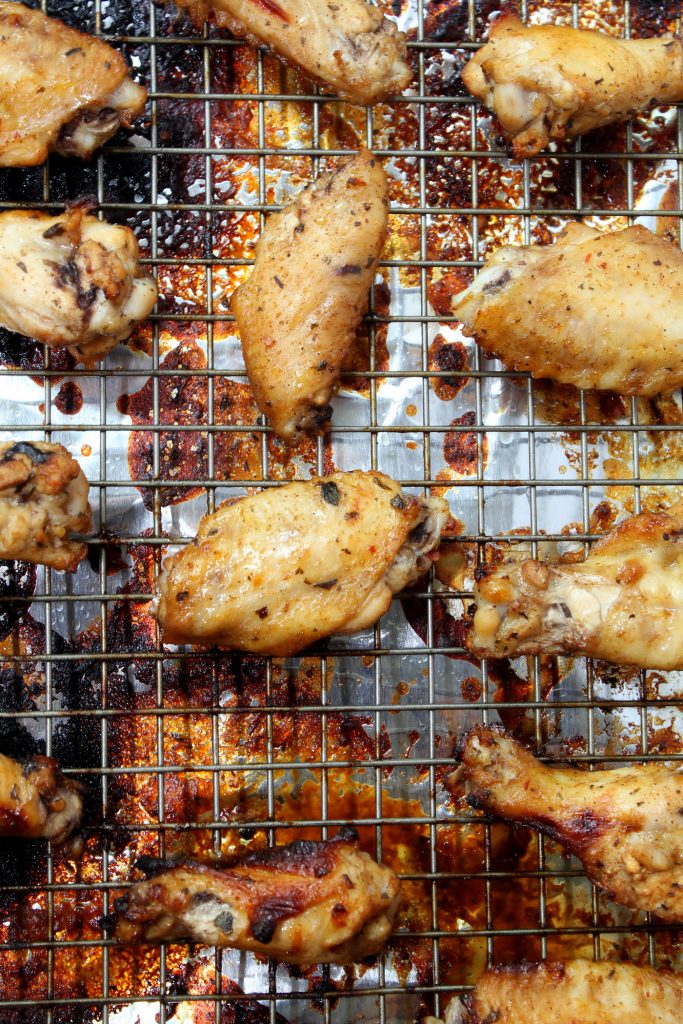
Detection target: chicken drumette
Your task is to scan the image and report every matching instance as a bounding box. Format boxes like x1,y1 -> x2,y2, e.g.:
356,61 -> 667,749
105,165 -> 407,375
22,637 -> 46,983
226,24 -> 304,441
462,12 -> 683,158
232,149 -> 389,440
451,223 -> 683,397
111,828 -> 400,964
469,507 -> 683,670
451,725 -> 683,921
168,0 -> 411,105
0,753 -> 82,843
0,442 -> 92,571
156,471 -> 448,654
0,208 -> 157,364
0,2 -> 146,166
439,960 -> 683,1024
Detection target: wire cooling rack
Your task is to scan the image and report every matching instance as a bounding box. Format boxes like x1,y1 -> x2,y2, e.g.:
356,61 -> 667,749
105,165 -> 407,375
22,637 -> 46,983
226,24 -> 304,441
1,0 -> 683,1021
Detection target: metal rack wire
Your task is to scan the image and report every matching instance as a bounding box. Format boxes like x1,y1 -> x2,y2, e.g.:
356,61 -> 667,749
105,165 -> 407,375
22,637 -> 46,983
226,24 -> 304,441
0,0 -> 683,1021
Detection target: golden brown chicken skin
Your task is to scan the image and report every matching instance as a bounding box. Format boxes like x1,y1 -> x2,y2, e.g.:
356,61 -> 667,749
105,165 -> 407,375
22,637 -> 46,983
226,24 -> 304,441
452,224 -> 683,397
111,828 -> 400,964
169,0 -> 410,105
232,150 -> 389,440
0,2 -> 147,166
451,726 -> 683,921
440,960 -> 683,1024
470,508 -> 683,670
157,471 -> 448,654
462,12 -> 683,158
0,442 -> 92,571
0,208 -> 157,364
0,753 -> 82,843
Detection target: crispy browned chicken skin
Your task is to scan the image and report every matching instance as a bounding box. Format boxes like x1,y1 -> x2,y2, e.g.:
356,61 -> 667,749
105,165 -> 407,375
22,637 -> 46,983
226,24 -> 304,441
0,2 -> 147,166
111,828 -> 400,964
170,0 -> 411,105
157,470 -> 448,654
451,726 -> 683,921
232,150 -> 389,440
469,507 -> 683,669
462,12 -> 683,158
0,753 -> 82,843
0,208 -> 157,364
436,960 -> 683,1024
451,224 -> 683,397
0,442 -> 92,571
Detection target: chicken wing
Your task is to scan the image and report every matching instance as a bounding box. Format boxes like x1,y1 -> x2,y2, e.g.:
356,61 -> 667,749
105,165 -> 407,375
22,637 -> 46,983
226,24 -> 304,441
156,470 -> 448,654
111,828 -> 400,963
451,223 -> 683,397
462,12 -> 683,158
0,752 -> 82,843
469,507 -> 683,669
232,150 -> 389,440
451,725 -> 683,920
0,207 -> 157,364
168,0 -> 410,105
0,2 -> 147,166
0,441 -> 91,571
442,960 -> 683,1024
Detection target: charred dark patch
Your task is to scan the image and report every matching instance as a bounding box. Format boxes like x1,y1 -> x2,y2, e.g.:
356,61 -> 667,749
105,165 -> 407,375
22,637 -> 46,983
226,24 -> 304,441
43,223 -> 66,240
1,442 -> 50,464
443,412 -> 486,476
313,579 -> 337,590
54,381 -> 83,416
429,335 -> 469,401
250,895 -> 306,944
319,481 -> 340,506
243,836 -> 350,878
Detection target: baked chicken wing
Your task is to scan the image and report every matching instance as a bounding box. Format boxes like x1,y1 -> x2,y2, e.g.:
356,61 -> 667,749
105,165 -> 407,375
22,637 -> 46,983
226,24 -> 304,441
442,960 -> 683,1024
0,752 -> 82,843
0,208 -> 157,364
111,828 -> 400,964
451,725 -> 683,921
169,0 -> 410,105
452,223 -> 683,397
157,470 -> 448,654
0,441 -> 91,571
462,12 -> 683,158
232,150 -> 389,440
0,2 -> 146,166
469,507 -> 683,669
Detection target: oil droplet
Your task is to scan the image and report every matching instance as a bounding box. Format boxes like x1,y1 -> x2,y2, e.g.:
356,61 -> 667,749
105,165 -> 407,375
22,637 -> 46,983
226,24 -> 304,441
406,440 -> 418,451
81,444 -> 92,457
406,404 -> 418,417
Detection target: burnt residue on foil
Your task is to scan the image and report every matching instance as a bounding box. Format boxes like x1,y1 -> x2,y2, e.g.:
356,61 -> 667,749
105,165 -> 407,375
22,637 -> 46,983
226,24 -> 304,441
117,340 -> 332,510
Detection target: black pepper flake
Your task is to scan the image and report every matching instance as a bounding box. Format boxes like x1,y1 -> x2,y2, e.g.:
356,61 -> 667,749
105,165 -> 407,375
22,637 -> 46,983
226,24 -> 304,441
256,606 -> 269,619
314,578 -> 338,589
654,259 -> 662,266
316,360 -> 327,371
336,263 -> 362,276
320,481 -> 340,505
176,590 -> 189,603
373,476 -> 391,491
16,261 -> 27,273
390,494 -> 406,510
274,275 -> 284,288
213,910 -> 234,934
43,223 -> 65,239
64,47 -> 82,56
